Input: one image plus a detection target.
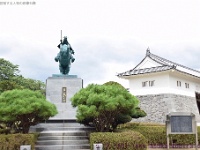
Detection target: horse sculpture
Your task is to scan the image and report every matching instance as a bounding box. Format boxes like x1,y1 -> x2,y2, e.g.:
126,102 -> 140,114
55,43 -> 75,75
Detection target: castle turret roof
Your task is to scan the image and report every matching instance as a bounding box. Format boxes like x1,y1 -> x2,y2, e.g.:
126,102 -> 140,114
117,49 -> 200,78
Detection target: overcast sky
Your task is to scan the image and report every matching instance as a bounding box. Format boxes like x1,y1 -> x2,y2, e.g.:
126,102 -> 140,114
0,0 -> 200,87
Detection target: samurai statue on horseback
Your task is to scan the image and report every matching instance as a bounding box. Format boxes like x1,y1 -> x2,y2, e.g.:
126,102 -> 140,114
55,32 -> 75,75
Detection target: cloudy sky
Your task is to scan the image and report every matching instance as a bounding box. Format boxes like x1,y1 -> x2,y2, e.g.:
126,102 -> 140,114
0,0 -> 200,87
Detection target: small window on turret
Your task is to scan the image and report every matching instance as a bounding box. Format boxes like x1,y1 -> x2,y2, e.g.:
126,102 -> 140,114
185,83 -> 189,89
149,80 -> 155,87
177,81 -> 181,87
142,81 -> 148,87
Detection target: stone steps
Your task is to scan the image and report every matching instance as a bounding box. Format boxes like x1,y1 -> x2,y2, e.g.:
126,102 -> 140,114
35,144 -> 90,150
36,139 -> 89,145
33,127 -> 93,133
30,121 -> 94,150
39,131 -> 89,136
38,136 -> 88,140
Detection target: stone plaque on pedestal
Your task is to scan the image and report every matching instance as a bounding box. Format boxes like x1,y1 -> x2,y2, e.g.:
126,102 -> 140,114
46,75 -> 83,120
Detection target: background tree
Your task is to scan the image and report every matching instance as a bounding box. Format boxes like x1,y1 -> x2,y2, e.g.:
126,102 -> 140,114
0,58 -> 19,80
0,89 -> 57,133
0,58 -> 45,94
13,75 -> 45,94
71,82 -> 146,132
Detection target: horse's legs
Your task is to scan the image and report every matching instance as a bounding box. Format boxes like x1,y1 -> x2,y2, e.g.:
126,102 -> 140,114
59,65 -> 70,75
59,64 -> 64,74
64,66 -> 70,75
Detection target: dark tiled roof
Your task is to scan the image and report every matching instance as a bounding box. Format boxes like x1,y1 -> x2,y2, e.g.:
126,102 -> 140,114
117,65 -> 173,77
117,49 -> 200,78
148,52 -> 200,74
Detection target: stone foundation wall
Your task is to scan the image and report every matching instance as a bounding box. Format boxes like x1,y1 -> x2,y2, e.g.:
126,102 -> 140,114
132,94 -> 200,123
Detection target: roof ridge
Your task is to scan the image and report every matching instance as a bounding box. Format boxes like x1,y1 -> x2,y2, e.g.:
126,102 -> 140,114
133,65 -> 172,71
117,65 -> 173,77
149,52 -> 200,73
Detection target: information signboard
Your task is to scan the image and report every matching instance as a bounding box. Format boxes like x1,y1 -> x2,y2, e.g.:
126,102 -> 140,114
166,112 -> 198,150
170,116 -> 192,133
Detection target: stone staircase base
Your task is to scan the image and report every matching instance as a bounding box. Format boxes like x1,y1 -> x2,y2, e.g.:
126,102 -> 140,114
29,120 -> 94,150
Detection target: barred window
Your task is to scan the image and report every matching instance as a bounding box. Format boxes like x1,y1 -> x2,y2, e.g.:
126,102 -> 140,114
142,81 -> 148,87
185,83 -> 189,89
142,80 -> 155,87
177,81 -> 181,87
149,80 -> 155,87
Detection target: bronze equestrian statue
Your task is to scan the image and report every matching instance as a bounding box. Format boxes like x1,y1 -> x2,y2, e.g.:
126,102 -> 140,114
55,36 -> 75,75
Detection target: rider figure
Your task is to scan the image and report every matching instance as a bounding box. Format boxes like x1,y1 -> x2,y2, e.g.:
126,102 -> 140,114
57,36 -> 75,62
55,36 -> 75,63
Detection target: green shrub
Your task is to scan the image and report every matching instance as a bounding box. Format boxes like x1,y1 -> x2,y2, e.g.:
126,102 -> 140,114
0,89 -> 58,133
0,128 -> 10,134
71,83 -> 144,132
117,122 -> 141,129
135,126 -> 198,145
90,131 -> 147,150
0,133 -> 38,150
118,122 -> 200,147
132,126 -> 167,145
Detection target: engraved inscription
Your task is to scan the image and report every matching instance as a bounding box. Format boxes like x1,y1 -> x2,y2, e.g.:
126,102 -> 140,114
62,87 -> 67,103
170,116 -> 192,132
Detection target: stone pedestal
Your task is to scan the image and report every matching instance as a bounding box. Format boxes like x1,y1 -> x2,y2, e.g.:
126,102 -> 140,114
46,75 -> 83,120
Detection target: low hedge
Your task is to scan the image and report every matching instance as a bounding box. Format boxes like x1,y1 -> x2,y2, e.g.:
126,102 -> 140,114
90,131 -> 147,150
118,122 -> 200,148
0,133 -> 38,150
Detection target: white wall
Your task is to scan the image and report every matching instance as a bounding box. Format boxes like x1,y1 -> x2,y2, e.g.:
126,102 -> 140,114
128,70 -> 200,97
129,71 -> 170,95
169,70 -> 200,97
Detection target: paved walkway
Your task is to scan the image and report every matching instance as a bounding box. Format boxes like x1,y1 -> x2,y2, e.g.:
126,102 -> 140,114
148,146 -> 198,150
148,147 -> 199,149
147,145 -> 199,150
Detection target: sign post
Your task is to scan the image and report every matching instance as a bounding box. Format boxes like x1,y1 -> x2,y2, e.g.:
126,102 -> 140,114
166,112 -> 198,150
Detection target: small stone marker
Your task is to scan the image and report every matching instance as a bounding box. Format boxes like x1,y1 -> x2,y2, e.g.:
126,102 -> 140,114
93,143 -> 103,150
20,145 -> 31,150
